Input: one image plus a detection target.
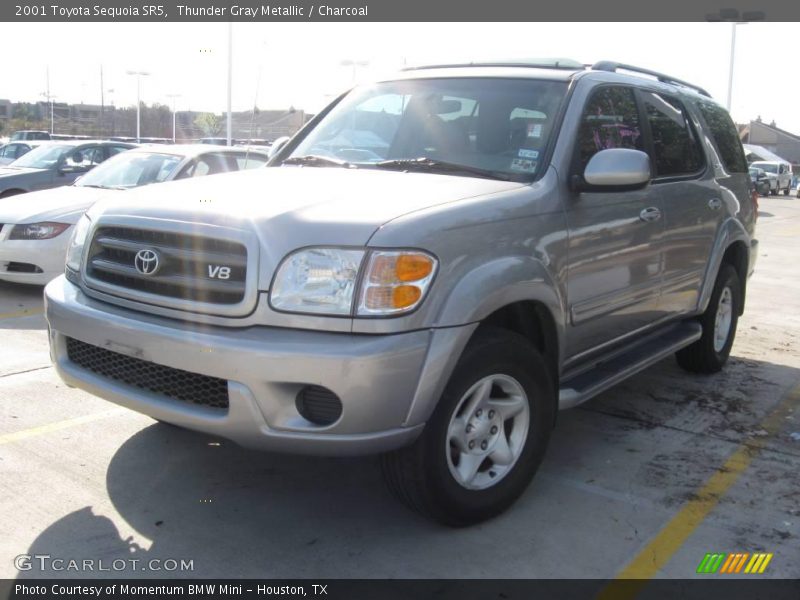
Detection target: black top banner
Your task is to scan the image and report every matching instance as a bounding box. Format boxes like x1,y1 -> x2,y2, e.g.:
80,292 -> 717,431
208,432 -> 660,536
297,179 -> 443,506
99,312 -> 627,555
2,0 -> 800,22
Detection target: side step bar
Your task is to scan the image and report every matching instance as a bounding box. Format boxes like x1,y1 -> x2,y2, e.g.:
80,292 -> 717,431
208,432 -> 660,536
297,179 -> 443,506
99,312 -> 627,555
558,321 -> 702,409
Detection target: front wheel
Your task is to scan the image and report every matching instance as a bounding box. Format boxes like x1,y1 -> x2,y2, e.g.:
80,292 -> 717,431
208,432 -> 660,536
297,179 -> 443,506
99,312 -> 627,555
381,327 -> 554,526
676,264 -> 741,373
783,185 -> 790,196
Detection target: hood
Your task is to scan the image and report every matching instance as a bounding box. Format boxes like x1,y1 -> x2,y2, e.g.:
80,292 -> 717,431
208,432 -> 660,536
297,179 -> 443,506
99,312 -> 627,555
0,166 -> 45,179
93,166 -> 522,233
89,166 -> 524,286
0,185 -> 117,224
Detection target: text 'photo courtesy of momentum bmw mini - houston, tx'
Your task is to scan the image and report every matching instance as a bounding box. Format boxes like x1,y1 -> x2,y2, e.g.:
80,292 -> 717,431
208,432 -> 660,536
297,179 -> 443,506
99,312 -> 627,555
1,8 -> 800,596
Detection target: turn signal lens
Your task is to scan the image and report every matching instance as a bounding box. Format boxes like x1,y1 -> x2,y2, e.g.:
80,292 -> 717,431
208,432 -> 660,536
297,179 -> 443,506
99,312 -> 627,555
358,250 -> 437,315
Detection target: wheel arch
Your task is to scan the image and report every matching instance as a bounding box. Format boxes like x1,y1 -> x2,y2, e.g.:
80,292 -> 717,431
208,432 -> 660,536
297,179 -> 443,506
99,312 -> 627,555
404,256 -> 565,428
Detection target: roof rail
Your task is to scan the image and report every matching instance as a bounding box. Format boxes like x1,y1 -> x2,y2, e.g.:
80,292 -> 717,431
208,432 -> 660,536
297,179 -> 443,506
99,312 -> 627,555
591,61 -> 711,98
404,58 -> 585,72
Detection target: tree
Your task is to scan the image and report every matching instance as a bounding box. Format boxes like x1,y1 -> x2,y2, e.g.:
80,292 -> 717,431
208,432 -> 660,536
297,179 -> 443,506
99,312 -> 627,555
194,112 -> 221,137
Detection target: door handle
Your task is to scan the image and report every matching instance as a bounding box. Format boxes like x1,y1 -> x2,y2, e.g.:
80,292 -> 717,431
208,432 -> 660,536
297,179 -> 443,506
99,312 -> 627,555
708,198 -> 722,210
639,207 -> 662,223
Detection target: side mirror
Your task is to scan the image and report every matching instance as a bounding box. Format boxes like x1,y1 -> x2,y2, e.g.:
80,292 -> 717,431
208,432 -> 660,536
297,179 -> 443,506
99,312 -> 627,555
268,136 -> 290,160
577,148 -> 651,191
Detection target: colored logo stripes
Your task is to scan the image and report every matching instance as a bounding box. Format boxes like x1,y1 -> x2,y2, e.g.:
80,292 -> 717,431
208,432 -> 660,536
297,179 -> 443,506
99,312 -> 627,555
697,552 -> 773,574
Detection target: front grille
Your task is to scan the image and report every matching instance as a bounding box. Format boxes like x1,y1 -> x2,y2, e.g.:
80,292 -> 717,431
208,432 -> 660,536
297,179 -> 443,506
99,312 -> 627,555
66,337 -> 229,410
86,226 -> 247,305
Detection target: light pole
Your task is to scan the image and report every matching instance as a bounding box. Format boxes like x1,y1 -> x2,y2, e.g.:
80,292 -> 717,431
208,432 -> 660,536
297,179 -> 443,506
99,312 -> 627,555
226,22 -> 233,146
340,59 -> 369,84
706,9 -> 764,112
726,22 -> 746,111
166,93 -> 181,143
40,66 -> 55,134
126,70 -> 150,141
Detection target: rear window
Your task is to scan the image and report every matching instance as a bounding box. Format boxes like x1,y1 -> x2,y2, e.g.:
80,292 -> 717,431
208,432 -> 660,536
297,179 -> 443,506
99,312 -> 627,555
696,101 -> 748,174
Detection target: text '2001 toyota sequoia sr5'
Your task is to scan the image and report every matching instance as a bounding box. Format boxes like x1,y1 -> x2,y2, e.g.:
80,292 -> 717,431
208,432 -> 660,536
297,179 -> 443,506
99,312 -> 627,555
45,59 -> 758,526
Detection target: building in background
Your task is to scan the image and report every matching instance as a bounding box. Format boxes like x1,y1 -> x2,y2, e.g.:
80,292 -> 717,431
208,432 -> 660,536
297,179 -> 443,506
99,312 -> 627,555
739,118 -> 800,170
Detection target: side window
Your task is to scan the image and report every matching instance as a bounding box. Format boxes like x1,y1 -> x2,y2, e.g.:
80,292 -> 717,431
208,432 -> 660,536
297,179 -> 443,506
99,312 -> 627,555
696,101 -> 747,174
234,153 -> 268,170
577,86 -> 643,170
64,147 -> 104,169
108,145 -> 132,158
641,92 -> 704,177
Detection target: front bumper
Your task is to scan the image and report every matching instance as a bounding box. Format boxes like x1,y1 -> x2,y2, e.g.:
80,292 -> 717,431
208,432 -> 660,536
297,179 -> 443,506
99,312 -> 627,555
0,227 -> 70,285
45,276 -> 474,455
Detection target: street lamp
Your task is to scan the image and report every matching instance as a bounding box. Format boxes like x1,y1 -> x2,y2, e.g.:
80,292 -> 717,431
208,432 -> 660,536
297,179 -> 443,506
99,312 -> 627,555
340,59 -> 369,84
166,93 -> 182,143
126,70 -> 150,142
705,9 -> 765,111
40,66 -> 55,134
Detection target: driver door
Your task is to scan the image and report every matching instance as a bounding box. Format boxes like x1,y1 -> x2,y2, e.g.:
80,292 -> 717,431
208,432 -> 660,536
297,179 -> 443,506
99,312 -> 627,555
563,85 -> 665,360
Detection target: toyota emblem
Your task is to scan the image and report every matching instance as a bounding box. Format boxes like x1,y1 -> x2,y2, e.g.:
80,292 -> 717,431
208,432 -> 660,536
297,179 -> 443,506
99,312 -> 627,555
134,249 -> 160,276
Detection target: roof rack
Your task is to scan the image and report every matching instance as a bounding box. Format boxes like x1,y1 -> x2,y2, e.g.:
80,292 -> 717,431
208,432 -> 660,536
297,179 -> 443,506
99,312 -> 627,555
591,61 -> 711,98
404,58 -> 585,72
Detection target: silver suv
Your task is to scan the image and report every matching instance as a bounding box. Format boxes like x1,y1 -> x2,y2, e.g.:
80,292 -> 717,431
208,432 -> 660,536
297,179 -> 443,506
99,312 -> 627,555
45,60 -> 757,525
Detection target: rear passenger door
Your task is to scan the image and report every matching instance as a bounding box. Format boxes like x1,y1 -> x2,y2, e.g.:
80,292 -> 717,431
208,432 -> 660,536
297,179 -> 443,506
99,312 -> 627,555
564,85 -> 665,359
636,90 -> 715,316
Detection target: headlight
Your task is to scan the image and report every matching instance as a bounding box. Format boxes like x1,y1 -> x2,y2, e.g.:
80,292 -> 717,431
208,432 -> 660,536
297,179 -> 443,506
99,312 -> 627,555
65,215 -> 91,273
270,247 -> 437,317
9,221 -> 70,240
271,248 -> 365,315
357,250 -> 436,316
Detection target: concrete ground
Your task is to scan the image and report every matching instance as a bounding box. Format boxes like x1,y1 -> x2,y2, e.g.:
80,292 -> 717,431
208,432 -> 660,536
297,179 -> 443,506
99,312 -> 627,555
0,194 -> 798,580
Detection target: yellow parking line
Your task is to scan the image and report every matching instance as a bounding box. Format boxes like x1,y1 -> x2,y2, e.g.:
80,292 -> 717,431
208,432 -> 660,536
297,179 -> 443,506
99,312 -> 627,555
0,307 -> 44,320
0,409 -> 125,446
597,381 -> 800,596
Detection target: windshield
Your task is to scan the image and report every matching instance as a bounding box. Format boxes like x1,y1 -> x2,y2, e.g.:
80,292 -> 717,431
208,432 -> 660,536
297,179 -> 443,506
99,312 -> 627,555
288,77 -> 567,180
10,144 -> 72,169
77,151 -> 182,189
751,162 -> 777,174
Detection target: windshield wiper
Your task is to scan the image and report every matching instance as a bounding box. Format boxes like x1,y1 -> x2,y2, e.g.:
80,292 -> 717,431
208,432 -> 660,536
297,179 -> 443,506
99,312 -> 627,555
282,155 -> 355,169
370,157 -> 512,181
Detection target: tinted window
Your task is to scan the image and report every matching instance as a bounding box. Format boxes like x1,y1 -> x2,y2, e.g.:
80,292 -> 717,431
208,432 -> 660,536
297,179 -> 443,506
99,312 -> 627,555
696,101 -> 747,174
577,86 -> 643,170
641,92 -> 704,177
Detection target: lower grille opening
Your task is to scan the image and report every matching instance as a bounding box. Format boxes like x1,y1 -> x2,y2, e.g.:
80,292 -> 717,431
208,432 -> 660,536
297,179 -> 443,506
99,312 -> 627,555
66,337 -> 229,410
296,385 -> 343,426
6,262 -> 43,273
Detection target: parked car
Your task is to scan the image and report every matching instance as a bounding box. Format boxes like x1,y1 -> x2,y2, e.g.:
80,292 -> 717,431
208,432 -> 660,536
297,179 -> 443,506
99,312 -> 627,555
0,144 -> 268,284
0,141 -> 44,166
0,140 -> 136,199
749,160 -> 792,195
749,166 -> 771,196
44,60 -> 757,525
10,130 -> 51,141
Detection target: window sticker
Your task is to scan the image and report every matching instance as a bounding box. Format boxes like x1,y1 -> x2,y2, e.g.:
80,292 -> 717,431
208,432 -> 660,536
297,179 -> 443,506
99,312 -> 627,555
527,123 -> 543,138
518,149 -> 539,159
511,158 -> 537,173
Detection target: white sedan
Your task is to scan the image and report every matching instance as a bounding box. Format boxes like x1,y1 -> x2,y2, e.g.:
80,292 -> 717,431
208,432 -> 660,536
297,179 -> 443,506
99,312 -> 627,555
0,144 -> 268,284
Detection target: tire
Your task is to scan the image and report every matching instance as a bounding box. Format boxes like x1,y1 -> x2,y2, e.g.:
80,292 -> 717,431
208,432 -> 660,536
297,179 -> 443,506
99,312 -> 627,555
783,186 -> 790,196
381,327 -> 555,526
676,264 -> 741,374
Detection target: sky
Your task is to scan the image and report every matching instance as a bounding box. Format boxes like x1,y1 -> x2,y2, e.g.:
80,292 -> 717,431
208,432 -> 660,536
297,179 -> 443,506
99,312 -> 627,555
0,21 -> 797,132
